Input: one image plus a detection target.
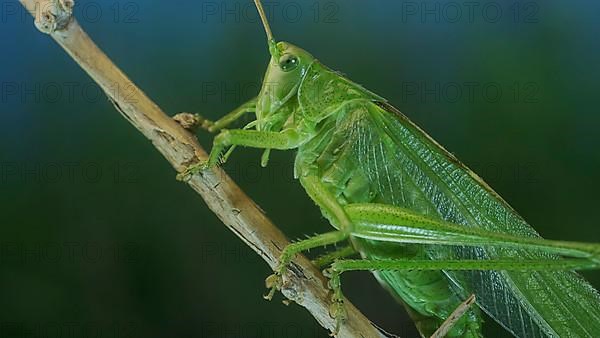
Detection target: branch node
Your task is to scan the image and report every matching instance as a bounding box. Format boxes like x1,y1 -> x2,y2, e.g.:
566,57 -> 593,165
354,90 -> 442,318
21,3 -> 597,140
173,113 -> 202,132
34,0 -> 74,34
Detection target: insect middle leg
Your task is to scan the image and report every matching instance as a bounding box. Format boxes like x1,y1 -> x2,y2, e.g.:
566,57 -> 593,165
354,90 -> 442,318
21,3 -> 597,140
264,231 -> 348,300
180,128 -> 306,179
264,176 -> 359,300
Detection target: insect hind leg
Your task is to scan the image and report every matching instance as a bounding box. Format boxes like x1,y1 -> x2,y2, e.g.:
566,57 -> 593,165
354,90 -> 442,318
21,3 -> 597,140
324,254 -> 597,337
345,203 -> 600,265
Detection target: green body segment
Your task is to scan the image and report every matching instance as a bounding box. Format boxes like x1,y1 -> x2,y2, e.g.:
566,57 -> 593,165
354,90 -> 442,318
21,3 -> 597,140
291,61 -> 600,337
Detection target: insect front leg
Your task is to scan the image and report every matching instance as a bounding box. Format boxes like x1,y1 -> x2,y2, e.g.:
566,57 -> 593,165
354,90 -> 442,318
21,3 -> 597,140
203,98 -> 257,133
174,98 -> 257,132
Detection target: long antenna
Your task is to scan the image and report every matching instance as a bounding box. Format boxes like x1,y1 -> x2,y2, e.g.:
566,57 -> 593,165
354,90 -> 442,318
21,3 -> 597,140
254,0 -> 274,42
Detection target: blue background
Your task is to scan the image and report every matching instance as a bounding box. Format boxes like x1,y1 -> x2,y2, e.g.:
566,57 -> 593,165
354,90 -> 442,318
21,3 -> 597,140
2,0 -> 600,337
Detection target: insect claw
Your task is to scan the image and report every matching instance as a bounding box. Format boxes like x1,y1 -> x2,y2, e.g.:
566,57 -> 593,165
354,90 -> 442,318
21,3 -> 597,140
201,119 -> 215,132
322,264 -> 347,334
176,161 -> 210,182
328,300 -> 347,335
264,273 -> 282,301
175,171 -> 192,182
263,288 -> 276,301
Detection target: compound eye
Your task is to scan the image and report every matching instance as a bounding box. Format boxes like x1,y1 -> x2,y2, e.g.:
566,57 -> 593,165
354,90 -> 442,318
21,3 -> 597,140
279,54 -> 299,72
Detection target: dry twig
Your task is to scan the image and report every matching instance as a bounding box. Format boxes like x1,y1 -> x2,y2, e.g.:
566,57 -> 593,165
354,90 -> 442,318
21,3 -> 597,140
16,1 -> 387,337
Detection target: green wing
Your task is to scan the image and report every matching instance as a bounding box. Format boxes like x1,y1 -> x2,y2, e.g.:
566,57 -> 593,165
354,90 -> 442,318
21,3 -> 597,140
298,62 -> 600,336
354,99 -> 600,337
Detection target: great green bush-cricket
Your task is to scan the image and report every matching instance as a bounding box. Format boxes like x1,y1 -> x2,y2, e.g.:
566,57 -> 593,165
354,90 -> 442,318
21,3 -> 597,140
179,1 -> 600,336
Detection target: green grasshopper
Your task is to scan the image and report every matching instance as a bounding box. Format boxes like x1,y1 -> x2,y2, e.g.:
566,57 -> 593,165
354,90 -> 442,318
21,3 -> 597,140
180,1 -> 600,336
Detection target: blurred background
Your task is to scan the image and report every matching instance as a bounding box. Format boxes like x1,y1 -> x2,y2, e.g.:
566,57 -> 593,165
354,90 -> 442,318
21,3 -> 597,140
1,0 -> 599,337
